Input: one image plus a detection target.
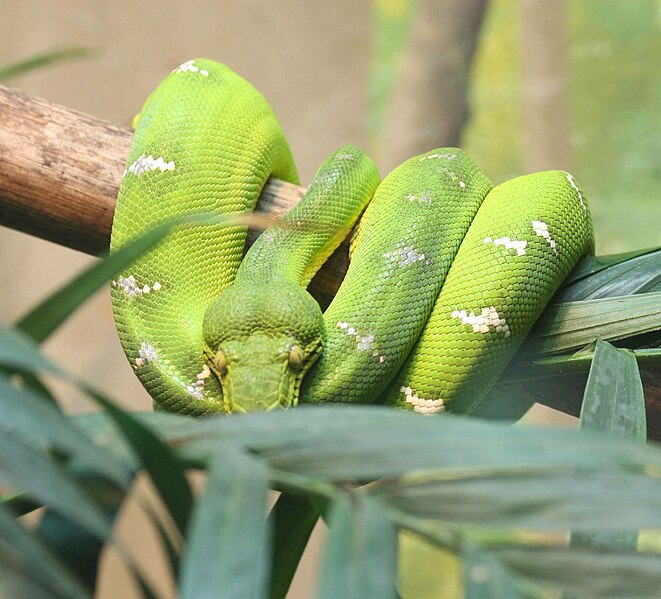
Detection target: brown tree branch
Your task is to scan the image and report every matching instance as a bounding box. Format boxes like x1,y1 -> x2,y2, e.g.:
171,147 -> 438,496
0,84 -> 347,309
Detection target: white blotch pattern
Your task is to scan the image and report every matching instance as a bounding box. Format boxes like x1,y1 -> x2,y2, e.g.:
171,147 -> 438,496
404,193 -> 432,204
484,236 -> 528,256
135,342 -> 158,367
337,322 -> 385,362
113,276 -> 162,298
564,172 -> 587,216
400,386 -> 445,415
532,220 -> 558,254
383,245 -> 432,268
187,364 -> 211,399
452,306 -> 510,336
419,152 -> 457,161
172,59 -> 209,77
125,155 -> 175,177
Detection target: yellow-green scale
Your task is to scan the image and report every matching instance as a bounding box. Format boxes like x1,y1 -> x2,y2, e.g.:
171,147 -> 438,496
300,149 -> 492,405
384,170 -> 594,415
111,59 -> 298,415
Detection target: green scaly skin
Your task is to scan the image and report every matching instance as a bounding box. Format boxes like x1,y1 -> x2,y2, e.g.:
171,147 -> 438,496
202,146 -> 380,411
384,171 -> 594,415
111,59 -> 298,415
111,59 -> 594,415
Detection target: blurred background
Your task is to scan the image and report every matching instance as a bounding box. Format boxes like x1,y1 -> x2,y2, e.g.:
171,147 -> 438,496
1,0 -> 659,597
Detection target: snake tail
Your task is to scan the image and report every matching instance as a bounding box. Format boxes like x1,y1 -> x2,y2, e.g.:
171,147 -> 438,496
300,149 -> 493,405
111,59 -> 298,415
384,170 -> 594,415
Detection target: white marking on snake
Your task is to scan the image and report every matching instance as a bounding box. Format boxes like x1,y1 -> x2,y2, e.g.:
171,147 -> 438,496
135,342 -> 157,367
400,386 -> 445,415
532,220 -> 558,254
113,275 -> 162,297
484,236 -> 528,256
419,152 -> 457,161
172,59 -> 209,76
563,171 -> 587,216
186,364 -> 211,399
452,306 -> 510,336
383,245 -> 432,268
459,180 -> 466,188
404,193 -> 432,204
126,155 -> 175,176
337,322 -> 384,360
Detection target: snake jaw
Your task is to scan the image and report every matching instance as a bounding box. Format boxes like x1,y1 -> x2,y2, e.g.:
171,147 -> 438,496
204,334 -> 323,413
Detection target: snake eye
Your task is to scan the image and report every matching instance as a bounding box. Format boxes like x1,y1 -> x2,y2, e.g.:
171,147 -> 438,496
214,351 -> 228,375
288,345 -> 304,371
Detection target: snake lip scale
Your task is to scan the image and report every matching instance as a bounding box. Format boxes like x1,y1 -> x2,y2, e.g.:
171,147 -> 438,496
111,58 -> 594,416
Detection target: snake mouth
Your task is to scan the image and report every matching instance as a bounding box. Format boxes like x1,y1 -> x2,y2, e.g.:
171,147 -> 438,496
218,363 -> 299,413
203,337 -> 323,413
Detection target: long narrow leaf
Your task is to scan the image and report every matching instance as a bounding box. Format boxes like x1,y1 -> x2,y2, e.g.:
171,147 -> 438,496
523,292 -> 661,357
380,471 -> 661,530
462,543 -> 527,599
79,408 -> 661,482
0,321 -> 193,539
0,375 -> 133,488
268,492 -> 319,599
0,504 -> 92,599
571,339 -> 646,551
0,47 -> 95,81
318,493 -> 398,599
0,431 -> 112,540
559,247 -> 661,300
179,448 -> 270,599
497,545 -> 661,599
15,221 -> 173,342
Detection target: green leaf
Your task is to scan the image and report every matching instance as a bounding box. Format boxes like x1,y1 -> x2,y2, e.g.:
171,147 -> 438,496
0,503 -> 92,599
559,247 -> 661,300
570,339 -> 646,552
497,545 -> 661,599
523,292 -> 661,357
16,212 -> 249,343
380,470 -> 661,530
462,543 -> 527,599
579,339 -> 646,440
179,448 -> 270,599
83,408 -> 661,482
318,493 -> 398,599
36,477 -> 125,592
15,220 -> 174,343
0,47 -> 95,81
0,375 -> 133,488
82,386 -> 193,538
0,430 -> 112,540
268,493 -> 319,599
0,321 -> 193,539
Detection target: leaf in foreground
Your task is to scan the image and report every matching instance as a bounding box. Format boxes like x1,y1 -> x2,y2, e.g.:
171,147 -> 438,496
179,448 -> 270,599
318,493 -> 398,599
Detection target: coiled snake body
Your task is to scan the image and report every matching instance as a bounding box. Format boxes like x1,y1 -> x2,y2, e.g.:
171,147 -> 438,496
111,59 -> 594,415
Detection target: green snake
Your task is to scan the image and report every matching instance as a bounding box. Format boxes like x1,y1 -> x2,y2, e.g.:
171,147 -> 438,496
111,59 -> 594,416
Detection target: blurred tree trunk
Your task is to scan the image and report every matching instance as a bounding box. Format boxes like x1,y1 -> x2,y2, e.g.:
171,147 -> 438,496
520,0 -> 572,172
379,0 -> 487,172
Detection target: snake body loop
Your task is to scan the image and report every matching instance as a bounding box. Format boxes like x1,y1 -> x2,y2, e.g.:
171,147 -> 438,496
111,59 -> 594,415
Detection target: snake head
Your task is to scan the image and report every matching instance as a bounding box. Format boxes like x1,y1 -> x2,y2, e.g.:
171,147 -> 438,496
203,280 -> 324,412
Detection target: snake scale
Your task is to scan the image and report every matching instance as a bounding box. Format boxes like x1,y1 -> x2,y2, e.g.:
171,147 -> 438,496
111,59 -> 594,416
